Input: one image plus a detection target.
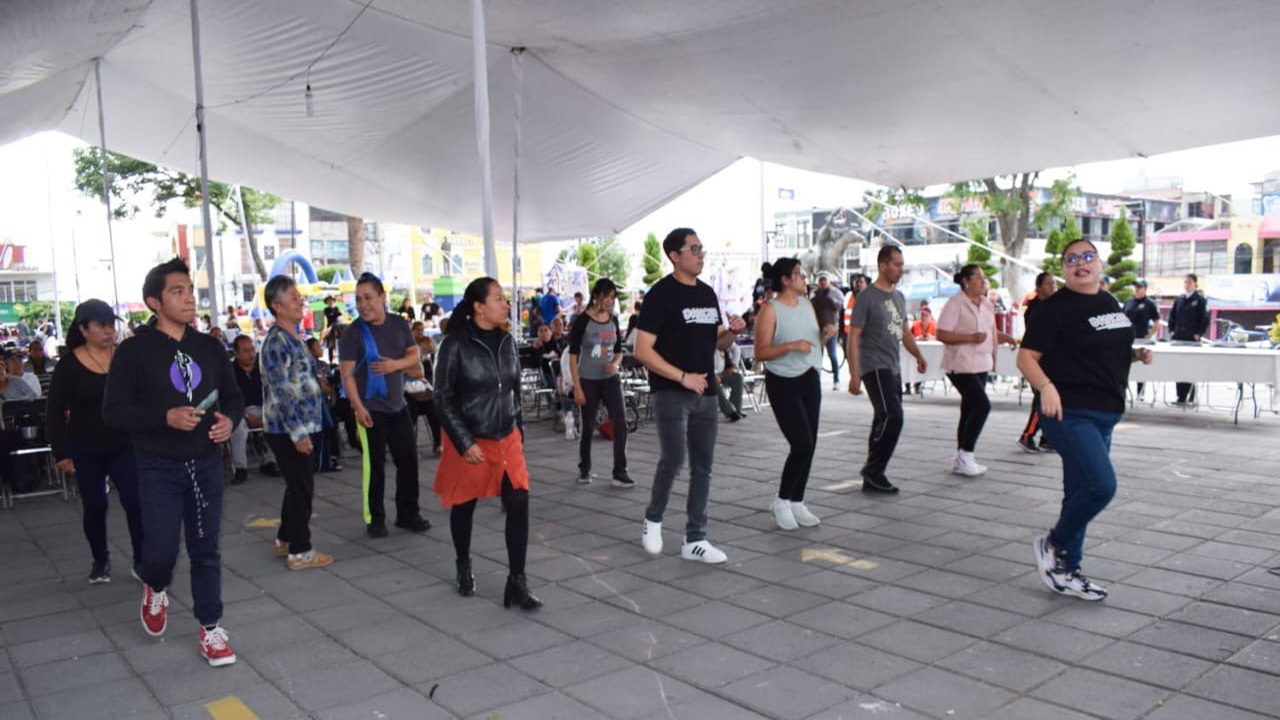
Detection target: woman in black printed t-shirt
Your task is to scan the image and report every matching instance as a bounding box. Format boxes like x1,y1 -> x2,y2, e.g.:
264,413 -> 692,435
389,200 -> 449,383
1017,239 -> 1152,601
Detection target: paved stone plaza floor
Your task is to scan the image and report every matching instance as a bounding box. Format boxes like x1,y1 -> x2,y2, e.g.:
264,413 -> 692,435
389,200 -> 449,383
2,382 -> 1279,719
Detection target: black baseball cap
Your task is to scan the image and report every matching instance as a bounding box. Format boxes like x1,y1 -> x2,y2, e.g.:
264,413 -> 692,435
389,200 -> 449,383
1133,278 -> 1148,287
72,299 -> 122,326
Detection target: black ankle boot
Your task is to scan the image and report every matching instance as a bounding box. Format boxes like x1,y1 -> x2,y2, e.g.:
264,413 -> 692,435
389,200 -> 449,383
503,573 -> 542,610
456,559 -> 475,597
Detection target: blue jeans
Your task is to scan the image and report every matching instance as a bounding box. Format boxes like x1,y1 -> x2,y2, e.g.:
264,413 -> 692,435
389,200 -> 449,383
136,451 -> 224,626
1040,407 -> 1121,573
825,336 -> 841,384
71,447 -> 144,566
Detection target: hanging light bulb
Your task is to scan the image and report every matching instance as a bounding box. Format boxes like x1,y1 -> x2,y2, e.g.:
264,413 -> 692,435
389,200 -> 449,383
305,83 -> 314,117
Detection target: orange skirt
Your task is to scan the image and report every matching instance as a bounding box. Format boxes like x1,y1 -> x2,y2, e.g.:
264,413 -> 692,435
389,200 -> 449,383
433,429 -> 530,508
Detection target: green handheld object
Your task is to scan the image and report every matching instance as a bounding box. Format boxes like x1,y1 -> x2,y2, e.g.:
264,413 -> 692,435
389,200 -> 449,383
195,389 -> 219,412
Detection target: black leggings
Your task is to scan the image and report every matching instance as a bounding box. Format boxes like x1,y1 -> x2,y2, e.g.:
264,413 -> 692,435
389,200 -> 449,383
764,369 -> 821,501
578,375 -> 628,476
947,372 -> 991,452
450,474 -> 529,575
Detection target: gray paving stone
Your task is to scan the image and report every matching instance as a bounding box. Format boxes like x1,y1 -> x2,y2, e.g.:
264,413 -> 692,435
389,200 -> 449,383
722,583 -> 829,616
1144,694 -> 1273,720
981,697 -> 1099,720
168,682 -> 306,720
479,691 -> 611,720
1184,665 -> 1280,717
722,620 -> 840,663
912,600 -> 1028,639
876,666 -> 1017,719
721,665 -> 855,720
1129,620 -> 1256,661
1227,637 -> 1280,675
788,600 -> 897,640
245,637 -> 359,680
587,621 -> 706,663
0,673 -> 21,705
0,701 -> 34,720
314,688 -> 450,720
1042,603 -> 1158,638
1086,640 -> 1218,691
0,610 -> 98,646
7,630 -> 113,669
638,692 -> 770,720
1167,601 -> 1280,637
30,677 -> 160,720
803,695 -> 931,719
278,659 -> 403,713
662,600 -> 771,639
564,665 -> 702,719
16,651 -> 131,697
793,642 -> 924,691
994,620 -> 1116,663
1033,667 -> 1169,720
507,640 -> 634,687
651,641 -> 776,689
936,640 -> 1068,692
859,620 -> 976,663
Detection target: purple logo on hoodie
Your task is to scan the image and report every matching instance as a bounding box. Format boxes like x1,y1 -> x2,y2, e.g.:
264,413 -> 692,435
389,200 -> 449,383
168,350 -> 203,400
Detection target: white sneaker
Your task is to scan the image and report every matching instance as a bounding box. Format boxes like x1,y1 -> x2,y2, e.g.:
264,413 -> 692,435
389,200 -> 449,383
771,498 -> 798,530
641,519 -> 663,555
952,451 -> 987,477
681,539 -> 727,564
791,502 -> 821,527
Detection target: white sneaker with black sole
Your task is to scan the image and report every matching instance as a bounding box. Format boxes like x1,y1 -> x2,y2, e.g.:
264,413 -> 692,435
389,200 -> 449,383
577,471 -> 592,484
681,539 -> 727,564
642,519 -> 663,555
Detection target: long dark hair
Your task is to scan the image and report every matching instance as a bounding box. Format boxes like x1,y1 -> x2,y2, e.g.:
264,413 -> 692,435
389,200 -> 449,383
589,278 -> 618,311
65,322 -> 88,350
448,277 -> 499,335
764,257 -> 802,292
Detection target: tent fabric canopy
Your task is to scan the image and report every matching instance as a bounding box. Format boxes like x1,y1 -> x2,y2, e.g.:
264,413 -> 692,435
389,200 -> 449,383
3,0 -> 1279,242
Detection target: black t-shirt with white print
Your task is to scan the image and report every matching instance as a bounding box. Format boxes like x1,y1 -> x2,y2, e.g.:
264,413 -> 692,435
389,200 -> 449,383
636,274 -> 723,395
1021,288 -> 1135,415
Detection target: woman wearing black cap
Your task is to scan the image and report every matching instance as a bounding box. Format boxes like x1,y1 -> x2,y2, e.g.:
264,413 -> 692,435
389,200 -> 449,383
46,300 -> 144,584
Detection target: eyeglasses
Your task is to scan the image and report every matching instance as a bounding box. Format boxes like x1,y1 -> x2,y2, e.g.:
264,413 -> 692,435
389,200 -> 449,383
1064,251 -> 1098,266
682,245 -> 705,256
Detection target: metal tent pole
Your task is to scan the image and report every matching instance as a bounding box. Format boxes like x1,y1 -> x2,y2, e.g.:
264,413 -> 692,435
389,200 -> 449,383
510,48 -> 524,331
471,0 -> 497,278
93,59 -> 122,315
189,0 -> 219,326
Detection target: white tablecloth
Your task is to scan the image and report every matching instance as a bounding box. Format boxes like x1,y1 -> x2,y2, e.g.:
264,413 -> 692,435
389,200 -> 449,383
897,340 -> 1280,387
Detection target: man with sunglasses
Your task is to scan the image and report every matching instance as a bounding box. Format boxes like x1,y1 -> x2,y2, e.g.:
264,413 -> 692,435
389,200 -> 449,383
104,258 -> 245,667
635,228 -> 746,564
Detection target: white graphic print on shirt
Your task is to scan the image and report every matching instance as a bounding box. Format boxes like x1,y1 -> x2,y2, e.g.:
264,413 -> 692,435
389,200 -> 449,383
1088,312 -> 1132,332
883,299 -> 904,340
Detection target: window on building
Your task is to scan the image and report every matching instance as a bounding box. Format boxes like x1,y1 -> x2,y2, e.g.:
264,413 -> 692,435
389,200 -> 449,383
327,240 -> 349,260
1234,244 -> 1253,274
0,284 -> 9,302
1193,240 -> 1227,276
1079,216 -> 1092,238
1150,241 -> 1192,277
310,240 -> 326,259
1264,239 -> 1280,274
420,254 -> 434,276
263,245 -> 276,261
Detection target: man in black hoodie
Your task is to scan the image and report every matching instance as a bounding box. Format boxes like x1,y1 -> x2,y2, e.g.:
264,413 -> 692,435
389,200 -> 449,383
1167,273 -> 1211,404
104,258 -> 244,668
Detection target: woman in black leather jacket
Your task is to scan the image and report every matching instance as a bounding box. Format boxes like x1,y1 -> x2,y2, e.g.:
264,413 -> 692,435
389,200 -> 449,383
433,277 -> 540,610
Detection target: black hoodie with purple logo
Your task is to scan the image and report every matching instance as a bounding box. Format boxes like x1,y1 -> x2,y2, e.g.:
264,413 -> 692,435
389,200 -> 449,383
103,323 -> 245,460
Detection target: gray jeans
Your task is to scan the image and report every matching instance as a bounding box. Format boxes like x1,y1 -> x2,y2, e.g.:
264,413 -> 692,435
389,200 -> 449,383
645,390 -> 718,542
229,406 -> 263,470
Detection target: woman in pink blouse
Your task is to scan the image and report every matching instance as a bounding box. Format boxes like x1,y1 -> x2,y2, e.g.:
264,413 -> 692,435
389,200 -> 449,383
937,265 -> 1008,477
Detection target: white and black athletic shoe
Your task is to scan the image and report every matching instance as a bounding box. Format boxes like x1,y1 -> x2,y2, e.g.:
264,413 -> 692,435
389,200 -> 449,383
1033,534 -> 1107,601
88,560 -> 111,584
681,540 -> 727,564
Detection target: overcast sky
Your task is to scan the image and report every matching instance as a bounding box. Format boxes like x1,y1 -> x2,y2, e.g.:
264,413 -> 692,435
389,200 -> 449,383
2,130 -> 1277,303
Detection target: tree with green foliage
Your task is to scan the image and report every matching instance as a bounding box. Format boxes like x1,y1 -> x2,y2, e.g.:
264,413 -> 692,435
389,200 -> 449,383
642,233 -> 663,285
316,266 -> 344,284
19,301 -> 74,334
947,174 -> 1079,299
1041,217 -> 1082,279
73,149 -> 282,280
963,220 -> 1000,288
1106,209 -> 1139,300
557,237 -> 629,289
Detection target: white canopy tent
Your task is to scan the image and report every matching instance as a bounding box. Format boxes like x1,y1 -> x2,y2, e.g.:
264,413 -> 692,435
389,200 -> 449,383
3,0 -> 1280,245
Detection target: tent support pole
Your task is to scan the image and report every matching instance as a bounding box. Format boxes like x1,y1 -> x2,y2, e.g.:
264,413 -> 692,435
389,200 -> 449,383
189,0 -> 219,326
510,48 -> 524,331
93,59 -> 122,315
471,0 -> 497,278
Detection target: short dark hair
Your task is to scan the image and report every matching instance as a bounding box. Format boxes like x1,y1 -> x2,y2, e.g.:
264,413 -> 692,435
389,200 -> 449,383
663,227 -> 696,262
764,258 -> 803,292
1186,273 -> 1198,284
233,334 -> 254,351
953,263 -> 982,287
142,257 -> 190,305
263,275 -> 296,317
1035,271 -> 1052,287
877,244 -> 902,265
356,272 -> 384,295
305,337 -> 321,351
1061,238 -> 1098,264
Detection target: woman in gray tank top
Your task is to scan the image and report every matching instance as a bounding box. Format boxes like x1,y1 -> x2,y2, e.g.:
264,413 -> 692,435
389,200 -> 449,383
751,258 -> 834,531
568,279 -> 634,488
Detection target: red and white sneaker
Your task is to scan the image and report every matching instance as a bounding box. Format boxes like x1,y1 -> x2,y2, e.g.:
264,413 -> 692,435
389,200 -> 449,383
198,624 -> 237,667
140,585 -> 168,637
